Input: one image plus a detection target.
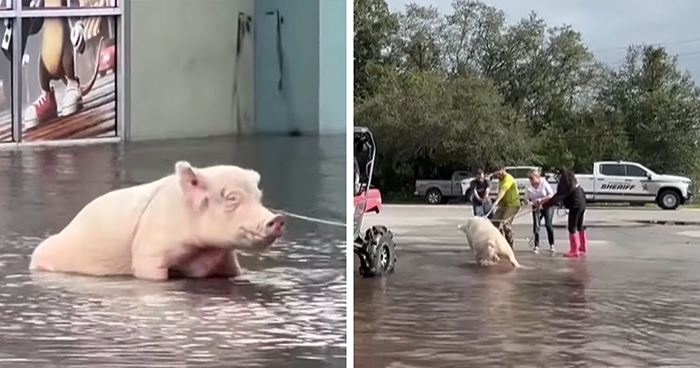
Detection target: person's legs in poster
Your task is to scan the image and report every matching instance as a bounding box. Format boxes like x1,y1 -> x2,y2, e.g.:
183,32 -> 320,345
23,2 -> 102,129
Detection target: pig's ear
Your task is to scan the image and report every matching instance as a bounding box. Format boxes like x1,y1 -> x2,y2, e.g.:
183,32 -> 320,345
175,161 -> 209,209
245,169 -> 261,187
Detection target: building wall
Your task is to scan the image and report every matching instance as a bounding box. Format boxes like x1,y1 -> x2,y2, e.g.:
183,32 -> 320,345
318,0 -> 347,135
127,0 -> 344,141
127,0 -> 255,141
254,0 -> 320,135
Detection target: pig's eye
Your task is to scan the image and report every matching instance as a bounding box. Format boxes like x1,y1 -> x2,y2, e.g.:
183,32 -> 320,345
221,189 -> 239,203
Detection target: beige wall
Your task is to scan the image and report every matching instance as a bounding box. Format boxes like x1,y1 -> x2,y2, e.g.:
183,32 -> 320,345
127,0 -> 255,141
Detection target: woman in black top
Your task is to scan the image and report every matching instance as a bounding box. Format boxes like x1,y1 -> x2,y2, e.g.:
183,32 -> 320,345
542,170 -> 587,258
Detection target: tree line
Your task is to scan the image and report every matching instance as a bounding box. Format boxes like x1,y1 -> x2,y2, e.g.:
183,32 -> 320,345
354,0 -> 700,199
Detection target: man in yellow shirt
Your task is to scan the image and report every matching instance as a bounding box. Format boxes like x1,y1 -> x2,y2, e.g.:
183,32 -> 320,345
493,166 -> 521,248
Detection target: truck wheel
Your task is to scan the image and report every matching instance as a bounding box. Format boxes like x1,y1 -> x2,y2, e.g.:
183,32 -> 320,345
658,189 -> 681,210
425,189 -> 442,205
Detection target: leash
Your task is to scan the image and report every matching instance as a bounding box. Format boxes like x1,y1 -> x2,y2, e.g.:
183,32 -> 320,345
527,207 -> 540,248
484,202 -> 497,219
272,209 -> 346,228
480,202 -> 531,231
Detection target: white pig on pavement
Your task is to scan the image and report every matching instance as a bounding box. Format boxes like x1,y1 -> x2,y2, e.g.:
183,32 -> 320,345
457,217 -> 520,268
29,161 -> 286,281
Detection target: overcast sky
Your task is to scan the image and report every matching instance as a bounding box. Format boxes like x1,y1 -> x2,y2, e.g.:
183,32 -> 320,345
385,0 -> 700,79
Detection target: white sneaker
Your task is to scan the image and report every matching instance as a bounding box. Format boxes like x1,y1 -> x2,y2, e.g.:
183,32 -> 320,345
549,245 -> 555,253
533,246 -> 540,254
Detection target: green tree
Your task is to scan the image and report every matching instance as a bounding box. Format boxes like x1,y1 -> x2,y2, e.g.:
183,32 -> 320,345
354,0 -> 399,100
597,45 -> 700,178
354,0 -> 700,198
393,3 -> 446,73
443,0 -> 508,76
356,68 -> 534,194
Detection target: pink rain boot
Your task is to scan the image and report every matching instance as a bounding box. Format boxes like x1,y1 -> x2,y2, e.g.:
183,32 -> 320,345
579,229 -> 588,254
564,233 -> 580,258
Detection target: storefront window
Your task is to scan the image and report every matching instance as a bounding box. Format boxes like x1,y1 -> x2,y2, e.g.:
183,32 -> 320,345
0,0 -> 121,143
21,16 -> 117,141
22,0 -> 118,10
0,19 -> 12,142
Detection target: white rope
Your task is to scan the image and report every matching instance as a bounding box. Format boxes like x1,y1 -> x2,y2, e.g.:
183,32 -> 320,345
274,210 -> 346,228
484,201 -> 497,218
481,202 -> 531,228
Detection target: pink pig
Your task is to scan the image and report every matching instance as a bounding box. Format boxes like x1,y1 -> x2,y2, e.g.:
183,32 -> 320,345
29,161 -> 285,281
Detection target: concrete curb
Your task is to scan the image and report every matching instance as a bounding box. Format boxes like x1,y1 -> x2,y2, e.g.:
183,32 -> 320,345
548,220 -> 700,228
382,203 -> 700,211
551,222 -> 649,229
632,220 -> 700,226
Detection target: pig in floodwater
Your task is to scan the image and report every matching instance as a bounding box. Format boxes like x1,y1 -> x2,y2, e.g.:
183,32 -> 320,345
458,217 -> 520,268
29,161 -> 286,281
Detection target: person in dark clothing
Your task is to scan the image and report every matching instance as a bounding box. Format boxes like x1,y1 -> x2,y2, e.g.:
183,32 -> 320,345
468,169 -> 493,219
542,170 -> 587,258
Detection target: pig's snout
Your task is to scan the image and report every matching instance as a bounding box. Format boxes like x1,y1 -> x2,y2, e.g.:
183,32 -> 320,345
264,214 -> 285,239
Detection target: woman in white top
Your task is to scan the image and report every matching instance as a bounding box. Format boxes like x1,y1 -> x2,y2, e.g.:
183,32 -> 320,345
525,169 -> 555,253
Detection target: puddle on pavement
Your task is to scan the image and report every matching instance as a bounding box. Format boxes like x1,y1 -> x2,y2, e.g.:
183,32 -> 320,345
355,224 -> 700,367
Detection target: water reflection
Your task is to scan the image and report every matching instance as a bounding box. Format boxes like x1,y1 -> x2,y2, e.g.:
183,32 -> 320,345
0,135 -> 346,367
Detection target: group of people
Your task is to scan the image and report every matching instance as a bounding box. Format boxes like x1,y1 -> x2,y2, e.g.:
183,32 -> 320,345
467,166 -> 588,258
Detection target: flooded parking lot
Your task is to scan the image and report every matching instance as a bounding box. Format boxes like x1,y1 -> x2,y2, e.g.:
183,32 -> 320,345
0,135 -> 346,367
355,205 -> 700,368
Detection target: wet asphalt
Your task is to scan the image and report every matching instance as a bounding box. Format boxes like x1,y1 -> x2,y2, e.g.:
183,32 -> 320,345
355,205 -> 700,368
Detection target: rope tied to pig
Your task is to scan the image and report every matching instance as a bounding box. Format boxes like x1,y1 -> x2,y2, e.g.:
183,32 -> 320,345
272,209 -> 346,228
484,203 -> 568,247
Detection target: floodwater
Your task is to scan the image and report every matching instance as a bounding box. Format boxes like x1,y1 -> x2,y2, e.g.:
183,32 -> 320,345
0,135 -> 346,368
355,222 -> 700,368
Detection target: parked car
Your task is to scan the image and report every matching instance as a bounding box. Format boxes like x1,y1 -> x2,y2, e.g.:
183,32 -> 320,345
354,187 -> 383,213
575,161 -> 693,210
415,171 -> 473,204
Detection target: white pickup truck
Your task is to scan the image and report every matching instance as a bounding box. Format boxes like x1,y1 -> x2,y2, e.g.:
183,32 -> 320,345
576,161 -> 693,210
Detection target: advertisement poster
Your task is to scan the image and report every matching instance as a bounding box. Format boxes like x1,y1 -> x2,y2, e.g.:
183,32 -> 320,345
21,15 -> 117,141
0,20 -> 13,142
23,0 -> 117,10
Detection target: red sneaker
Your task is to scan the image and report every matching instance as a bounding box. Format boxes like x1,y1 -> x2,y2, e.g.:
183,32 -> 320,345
24,88 -> 58,129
